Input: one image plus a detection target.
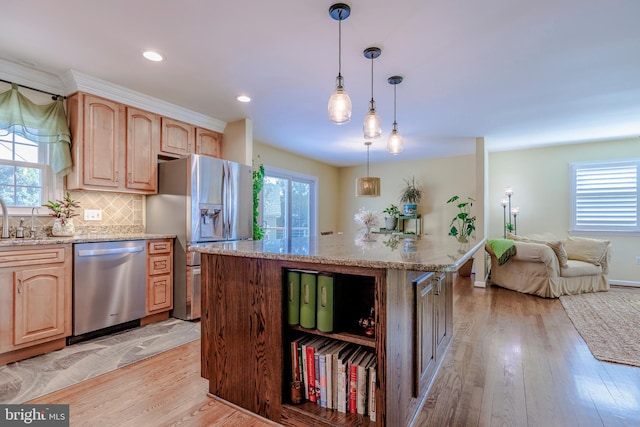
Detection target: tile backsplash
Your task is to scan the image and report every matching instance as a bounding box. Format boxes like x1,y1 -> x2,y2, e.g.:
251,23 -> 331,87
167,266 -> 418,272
3,190 -> 145,237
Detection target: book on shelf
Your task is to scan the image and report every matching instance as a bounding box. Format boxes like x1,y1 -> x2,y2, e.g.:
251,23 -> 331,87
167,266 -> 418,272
299,272 -> 317,329
301,336 -> 324,401
336,344 -> 358,413
290,336 -> 306,382
356,351 -> 375,415
347,347 -> 366,414
287,270 -> 301,326
368,359 -> 377,422
316,273 -> 334,333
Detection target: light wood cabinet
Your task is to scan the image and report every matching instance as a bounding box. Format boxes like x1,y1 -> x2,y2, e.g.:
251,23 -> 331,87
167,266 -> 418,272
126,107 -> 159,192
67,92 -> 158,194
195,127 -> 222,158
160,117 -> 195,158
146,239 -> 173,314
160,118 -> 222,159
0,245 -> 72,366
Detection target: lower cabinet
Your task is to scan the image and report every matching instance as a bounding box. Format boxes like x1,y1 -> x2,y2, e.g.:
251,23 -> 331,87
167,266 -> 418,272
146,239 -> 173,315
0,245 -> 72,365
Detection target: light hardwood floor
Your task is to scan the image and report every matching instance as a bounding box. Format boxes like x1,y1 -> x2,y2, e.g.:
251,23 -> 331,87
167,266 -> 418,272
30,277 -> 640,426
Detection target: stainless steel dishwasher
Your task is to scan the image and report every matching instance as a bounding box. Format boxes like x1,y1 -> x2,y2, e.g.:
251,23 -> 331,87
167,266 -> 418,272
73,240 -> 147,337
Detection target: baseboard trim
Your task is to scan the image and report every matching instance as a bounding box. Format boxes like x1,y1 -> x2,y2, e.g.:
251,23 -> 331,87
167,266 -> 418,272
609,280 -> 640,288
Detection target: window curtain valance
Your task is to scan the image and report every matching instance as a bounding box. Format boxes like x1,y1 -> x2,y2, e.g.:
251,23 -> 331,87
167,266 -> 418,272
0,83 -> 72,176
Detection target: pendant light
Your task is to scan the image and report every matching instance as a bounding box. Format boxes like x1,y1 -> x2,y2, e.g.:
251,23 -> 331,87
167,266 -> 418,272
356,142 -> 381,197
363,47 -> 382,138
327,3 -> 352,125
387,75 -> 404,154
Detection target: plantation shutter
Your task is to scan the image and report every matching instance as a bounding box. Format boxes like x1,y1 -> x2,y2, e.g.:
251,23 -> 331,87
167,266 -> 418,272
571,160 -> 639,232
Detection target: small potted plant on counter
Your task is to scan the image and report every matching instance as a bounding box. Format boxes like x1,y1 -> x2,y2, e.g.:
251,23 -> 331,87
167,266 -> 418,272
43,191 -> 80,236
399,176 -> 422,215
382,203 -> 400,231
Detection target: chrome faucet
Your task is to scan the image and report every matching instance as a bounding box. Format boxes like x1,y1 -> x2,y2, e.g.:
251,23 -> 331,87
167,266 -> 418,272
0,198 -> 8,238
31,207 -> 39,238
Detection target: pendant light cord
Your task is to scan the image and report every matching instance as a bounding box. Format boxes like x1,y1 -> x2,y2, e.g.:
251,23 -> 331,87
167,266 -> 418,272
370,56 -> 374,103
393,84 -> 398,127
338,16 -> 342,78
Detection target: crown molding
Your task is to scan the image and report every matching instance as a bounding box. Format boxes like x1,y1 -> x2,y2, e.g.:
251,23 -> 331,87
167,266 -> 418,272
0,58 -> 226,133
63,70 -> 226,132
0,58 -> 65,95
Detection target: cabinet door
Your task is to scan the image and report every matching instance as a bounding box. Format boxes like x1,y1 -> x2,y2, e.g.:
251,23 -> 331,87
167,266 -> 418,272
195,128 -> 222,158
161,117 -> 195,157
413,273 -> 435,397
147,275 -> 173,314
82,95 -> 123,188
13,266 -> 66,345
126,107 -> 159,193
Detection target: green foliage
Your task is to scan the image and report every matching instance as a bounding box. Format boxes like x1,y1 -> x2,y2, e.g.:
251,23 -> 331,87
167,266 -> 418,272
252,162 -> 265,240
505,222 -> 515,232
447,195 -> 476,242
382,203 -> 400,217
399,176 -> 423,204
43,192 -> 79,225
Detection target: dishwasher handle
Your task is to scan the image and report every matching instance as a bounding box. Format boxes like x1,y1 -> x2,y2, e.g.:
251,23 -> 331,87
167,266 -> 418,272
77,246 -> 145,257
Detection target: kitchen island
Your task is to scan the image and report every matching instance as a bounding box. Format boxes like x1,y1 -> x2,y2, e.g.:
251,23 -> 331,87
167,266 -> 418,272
194,233 -> 484,427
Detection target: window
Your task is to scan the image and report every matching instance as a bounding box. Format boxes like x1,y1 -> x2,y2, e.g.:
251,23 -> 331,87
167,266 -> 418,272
570,159 -> 639,233
0,130 -> 59,214
260,167 -> 317,251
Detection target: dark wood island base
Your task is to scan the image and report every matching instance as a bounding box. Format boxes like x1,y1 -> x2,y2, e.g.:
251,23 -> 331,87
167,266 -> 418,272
195,234 -> 484,427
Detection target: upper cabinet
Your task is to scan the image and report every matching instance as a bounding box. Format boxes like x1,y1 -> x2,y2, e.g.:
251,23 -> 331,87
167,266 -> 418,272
126,107 -> 159,192
160,117 -> 195,158
195,128 -> 222,158
160,117 -> 222,159
67,91 -> 223,194
67,93 -> 158,194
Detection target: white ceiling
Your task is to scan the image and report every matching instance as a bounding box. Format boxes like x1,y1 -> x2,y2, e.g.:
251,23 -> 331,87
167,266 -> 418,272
1,0 -> 639,166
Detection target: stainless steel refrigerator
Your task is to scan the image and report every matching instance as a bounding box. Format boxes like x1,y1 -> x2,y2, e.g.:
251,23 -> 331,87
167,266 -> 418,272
146,154 -> 253,320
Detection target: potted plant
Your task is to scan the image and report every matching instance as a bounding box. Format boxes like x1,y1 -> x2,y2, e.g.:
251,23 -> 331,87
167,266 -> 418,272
382,203 -> 400,230
43,191 -> 80,236
399,176 -> 422,215
446,195 -> 476,243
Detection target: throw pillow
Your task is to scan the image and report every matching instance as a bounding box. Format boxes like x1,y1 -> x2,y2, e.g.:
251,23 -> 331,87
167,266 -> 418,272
545,240 -> 569,268
564,235 -> 610,266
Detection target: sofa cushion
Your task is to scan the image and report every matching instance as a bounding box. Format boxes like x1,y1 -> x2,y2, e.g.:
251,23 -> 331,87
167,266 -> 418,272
560,259 -> 603,277
564,236 -> 610,266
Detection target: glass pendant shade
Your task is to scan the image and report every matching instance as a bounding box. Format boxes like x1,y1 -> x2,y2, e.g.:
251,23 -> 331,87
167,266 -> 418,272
356,177 -> 381,197
388,125 -> 403,155
363,102 -> 382,138
328,76 -> 352,124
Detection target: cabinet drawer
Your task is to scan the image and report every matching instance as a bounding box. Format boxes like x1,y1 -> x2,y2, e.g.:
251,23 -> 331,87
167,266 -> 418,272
148,240 -> 171,254
0,247 -> 65,268
149,255 -> 171,275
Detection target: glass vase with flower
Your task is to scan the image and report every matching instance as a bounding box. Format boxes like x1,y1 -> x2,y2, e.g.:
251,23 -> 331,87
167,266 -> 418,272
43,192 -> 80,236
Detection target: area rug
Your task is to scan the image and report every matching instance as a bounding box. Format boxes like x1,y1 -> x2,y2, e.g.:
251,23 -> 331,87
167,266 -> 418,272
0,318 -> 200,404
560,291 -> 640,367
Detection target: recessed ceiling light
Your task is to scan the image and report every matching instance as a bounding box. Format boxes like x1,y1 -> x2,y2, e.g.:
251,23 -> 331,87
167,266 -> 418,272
142,50 -> 165,62
237,95 -> 251,103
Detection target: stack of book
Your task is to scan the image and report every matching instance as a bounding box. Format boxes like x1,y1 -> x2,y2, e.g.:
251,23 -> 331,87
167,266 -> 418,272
290,336 -> 377,421
287,270 -> 334,333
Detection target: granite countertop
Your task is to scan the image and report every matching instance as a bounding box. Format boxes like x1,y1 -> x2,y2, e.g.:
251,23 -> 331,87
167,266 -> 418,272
191,233 -> 486,272
0,232 -> 176,247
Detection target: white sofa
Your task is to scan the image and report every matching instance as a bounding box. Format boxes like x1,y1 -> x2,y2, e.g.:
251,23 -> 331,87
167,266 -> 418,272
486,233 -> 611,298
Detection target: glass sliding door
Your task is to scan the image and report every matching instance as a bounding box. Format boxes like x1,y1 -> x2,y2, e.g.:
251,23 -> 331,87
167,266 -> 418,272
260,168 -> 316,252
